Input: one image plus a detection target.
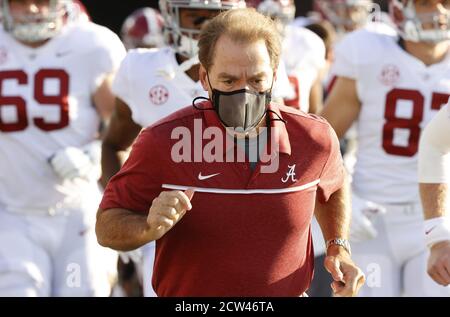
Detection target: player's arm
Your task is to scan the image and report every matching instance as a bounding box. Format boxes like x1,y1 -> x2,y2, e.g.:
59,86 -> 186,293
421,184 -> 448,221
100,98 -> 142,187
419,104 -> 450,221
308,75 -> 324,114
93,73 -> 117,121
320,77 -> 361,138
419,105 -> 450,286
420,186 -> 450,287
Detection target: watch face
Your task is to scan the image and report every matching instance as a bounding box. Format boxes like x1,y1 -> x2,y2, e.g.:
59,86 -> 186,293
327,238 -> 351,255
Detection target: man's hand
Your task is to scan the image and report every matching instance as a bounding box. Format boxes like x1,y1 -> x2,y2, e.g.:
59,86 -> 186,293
427,240 -> 450,286
324,246 -> 365,297
147,189 -> 195,241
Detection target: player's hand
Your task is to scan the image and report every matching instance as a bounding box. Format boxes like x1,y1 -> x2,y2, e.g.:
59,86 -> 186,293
119,249 -> 143,264
49,141 -> 101,181
427,240 -> 450,286
147,189 -> 195,241
49,147 -> 93,180
324,246 -> 365,297
350,193 -> 386,243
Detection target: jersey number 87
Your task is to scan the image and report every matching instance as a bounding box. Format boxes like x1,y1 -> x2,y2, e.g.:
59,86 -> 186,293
382,88 -> 450,157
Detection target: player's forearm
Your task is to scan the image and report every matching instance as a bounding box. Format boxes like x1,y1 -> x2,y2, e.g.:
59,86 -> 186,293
315,180 -> 351,243
100,142 -> 124,188
308,77 -> 323,114
321,77 -> 360,139
420,183 -> 449,220
96,208 -> 153,251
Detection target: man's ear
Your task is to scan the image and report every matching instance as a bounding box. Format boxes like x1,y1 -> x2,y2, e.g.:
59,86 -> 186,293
199,64 -> 209,91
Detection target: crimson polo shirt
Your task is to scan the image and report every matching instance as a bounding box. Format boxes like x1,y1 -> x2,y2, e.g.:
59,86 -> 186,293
100,101 -> 345,297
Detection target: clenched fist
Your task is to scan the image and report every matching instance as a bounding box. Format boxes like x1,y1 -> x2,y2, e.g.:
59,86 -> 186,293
147,189 -> 195,240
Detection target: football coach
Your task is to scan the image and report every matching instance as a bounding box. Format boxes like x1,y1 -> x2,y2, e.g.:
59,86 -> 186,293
96,8 -> 364,297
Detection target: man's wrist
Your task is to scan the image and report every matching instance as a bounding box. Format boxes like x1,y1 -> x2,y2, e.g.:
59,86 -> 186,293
430,240 -> 450,251
326,238 -> 351,256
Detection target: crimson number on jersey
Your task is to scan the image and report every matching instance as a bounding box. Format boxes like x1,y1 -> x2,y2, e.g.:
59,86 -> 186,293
383,88 -> 449,157
0,69 -> 69,132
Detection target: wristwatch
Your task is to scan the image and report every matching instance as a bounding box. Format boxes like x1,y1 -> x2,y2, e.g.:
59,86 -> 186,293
326,238 -> 351,255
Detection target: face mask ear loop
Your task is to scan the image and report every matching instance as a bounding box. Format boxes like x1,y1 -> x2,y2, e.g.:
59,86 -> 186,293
266,110 -> 287,125
192,96 -> 215,110
191,70 -> 216,111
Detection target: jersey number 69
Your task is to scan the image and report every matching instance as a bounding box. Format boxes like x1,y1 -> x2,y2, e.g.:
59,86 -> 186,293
0,69 -> 69,132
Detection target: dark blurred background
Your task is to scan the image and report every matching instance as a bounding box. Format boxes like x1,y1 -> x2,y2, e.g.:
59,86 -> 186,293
82,0 -> 388,35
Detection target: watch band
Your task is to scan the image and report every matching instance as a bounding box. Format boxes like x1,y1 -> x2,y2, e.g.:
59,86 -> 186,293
326,238 -> 351,255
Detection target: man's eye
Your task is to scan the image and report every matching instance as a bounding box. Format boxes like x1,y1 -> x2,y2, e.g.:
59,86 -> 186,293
253,79 -> 265,85
223,80 -> 233,85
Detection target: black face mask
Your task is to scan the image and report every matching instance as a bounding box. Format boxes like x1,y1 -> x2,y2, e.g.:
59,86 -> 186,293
208,73 -> 273,132
210,87 -> 272,133
192,73 -> 286,132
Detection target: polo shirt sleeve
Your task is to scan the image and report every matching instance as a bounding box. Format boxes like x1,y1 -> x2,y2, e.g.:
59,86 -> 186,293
99,128 -> 163,213
316,124 -> 345,203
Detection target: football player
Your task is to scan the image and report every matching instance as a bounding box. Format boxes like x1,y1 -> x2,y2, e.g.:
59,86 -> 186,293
314,0 -> 376,34
0,0 -> 126,296
321,0 -> 450,296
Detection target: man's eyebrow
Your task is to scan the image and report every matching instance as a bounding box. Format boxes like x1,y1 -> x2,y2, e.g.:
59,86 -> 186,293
217,72 -> 268,80
249,72 -> 268,79
217,73 -> 239,80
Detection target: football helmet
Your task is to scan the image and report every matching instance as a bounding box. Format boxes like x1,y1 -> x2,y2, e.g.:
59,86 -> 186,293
158,0 -> 246,58
314,0 -> 374,32
121,7 -> 165,50
389,0 -> 450,43
246,0 -> 295,26
1,0 -> 72,43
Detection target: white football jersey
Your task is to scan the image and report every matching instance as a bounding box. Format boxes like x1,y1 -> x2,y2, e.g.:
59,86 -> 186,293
112,47 -> 207,128
0,22 -> 126,212
333,29 -> 450,204
283,25 -> 326,112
